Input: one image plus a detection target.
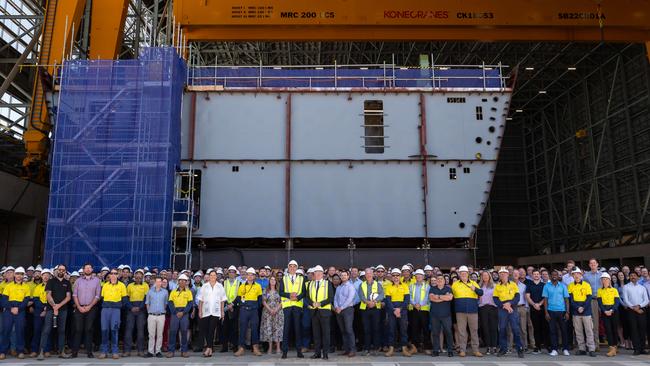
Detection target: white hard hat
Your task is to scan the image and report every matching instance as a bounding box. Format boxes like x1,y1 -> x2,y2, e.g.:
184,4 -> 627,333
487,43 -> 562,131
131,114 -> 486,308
27,266 -> 35,271
601,272 -> 611,280
135,269 -> 144,274
572,267 -> 582,274
42,268 -> 52,275
101,266 -> 109,272
360,271 -> 365,277
4,266 -> 14,272
288,260 -> 298,266
313,265 -> 324,272
376,264 -> 386,270
246,267 -> 256,274
498,266 -> 509,273
297,268 -> 305,275
178,274 -> 189,281
35,265 -> 43,271
216,269 -> 224,274
414,269 -> 425,276
458,266 -> 469,273
206,268 -> 214,275
71,271 -> 79,277
14,266 -> 25,274
145,272 -> 152,277
424,265 -> 433,271
227,265 -> 237,272
390,268 -> 400,275
123,265 -> 131,270
401,265 -> 411,272
193,271 -> 203,278
117,265 -> 124,270
144,266 -> 149,271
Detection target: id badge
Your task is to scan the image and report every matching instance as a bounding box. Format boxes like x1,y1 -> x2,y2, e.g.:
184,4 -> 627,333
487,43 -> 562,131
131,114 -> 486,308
241,298 -> 246,303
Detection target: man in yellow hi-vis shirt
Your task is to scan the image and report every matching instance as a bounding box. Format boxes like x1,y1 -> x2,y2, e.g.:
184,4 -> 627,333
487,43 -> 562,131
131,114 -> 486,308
568,267 -> 596,357
30,268 -> 51,358
384,268 -> 411,357
234,268 -> 263,357
451,265 -> 483,357
99,269 -> 128,359
493,267 -> 524,358
123,269 -> 149,356
279,260 -> 306,359
306,265 -> 334,360
167,273 -> 193,358
0,266 -> 30,359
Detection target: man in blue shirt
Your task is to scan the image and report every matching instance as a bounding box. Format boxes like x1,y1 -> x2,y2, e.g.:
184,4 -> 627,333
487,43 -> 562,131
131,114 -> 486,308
542,270 -> 570,356
145,277 -> 168,358
333,269 -> 356,357
429,273 -> 454,357
256,267 -> 270,291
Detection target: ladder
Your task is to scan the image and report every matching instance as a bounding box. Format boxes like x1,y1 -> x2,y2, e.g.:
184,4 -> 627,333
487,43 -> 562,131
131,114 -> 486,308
171,167 -> 197,270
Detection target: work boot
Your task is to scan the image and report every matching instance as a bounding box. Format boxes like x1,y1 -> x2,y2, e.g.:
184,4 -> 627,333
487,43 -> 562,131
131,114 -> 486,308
473,351 -> 484,357
384,346 -> 394,357
606,346 -> 616,357
252,345 -> 262,356
36,353 -> 44,361
234,347 -> 245,356
17,353 -> 25,359
409,343 -> 417,354
112,354 -> 119,359
402,346 -> 412,357
29,352 -> 37,358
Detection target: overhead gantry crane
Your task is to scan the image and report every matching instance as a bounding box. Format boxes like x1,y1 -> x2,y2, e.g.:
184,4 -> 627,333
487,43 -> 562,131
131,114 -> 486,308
24,0 -> 650,183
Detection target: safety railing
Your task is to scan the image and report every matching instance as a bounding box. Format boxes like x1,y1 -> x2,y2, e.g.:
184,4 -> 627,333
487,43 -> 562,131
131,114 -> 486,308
187,62 -> 509,91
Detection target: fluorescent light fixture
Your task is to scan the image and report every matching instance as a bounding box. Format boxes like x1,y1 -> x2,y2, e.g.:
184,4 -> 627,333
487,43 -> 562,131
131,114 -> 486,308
567,66 -> 577,71
399,67 -> 409,70
360,67 -> 368,70
315,67 -> 324,70
273,67 -> 282,70
438,66 -> 449,70
538,90 -> 547,94
525,67 -> 534,71
506,117 -> 513,121
515,109 -> 523,113
484,67 -> 493,70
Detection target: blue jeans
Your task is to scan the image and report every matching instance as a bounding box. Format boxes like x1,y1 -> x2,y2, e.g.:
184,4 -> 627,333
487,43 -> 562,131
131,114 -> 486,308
336,307 -> 355,353
238,307 -> 259,346
498,307 -> 522,352
168,313 -> 189,352
40,309 -> 65,353
281,306 -> 302,353
100,308 -> 121,354
1,310 -> 25,354
361,308 -> 381,351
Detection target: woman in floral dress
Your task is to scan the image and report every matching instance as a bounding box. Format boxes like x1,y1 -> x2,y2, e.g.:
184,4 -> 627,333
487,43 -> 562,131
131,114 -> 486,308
260,276 -> 284,353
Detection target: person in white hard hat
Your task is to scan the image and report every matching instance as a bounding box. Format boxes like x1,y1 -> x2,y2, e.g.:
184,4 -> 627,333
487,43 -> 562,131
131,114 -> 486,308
30,268 -> 51,358
123,269 -> 149,356
568,267 -> 596,356
359,267 -> 384,355
0,266 -> 30,359
494,267 -> 524,358
451,265 -> 483,357
234,268 -> 263,357
167,273 -> 193,358
306,265 -> 334,360
424,265 -> 434,279
98,268 -> 128,359
597,272 -> 620,357
221,265 -> 240,353
384,268 -> 411,357
409,269 -> 431,354
279,260 -> 305,359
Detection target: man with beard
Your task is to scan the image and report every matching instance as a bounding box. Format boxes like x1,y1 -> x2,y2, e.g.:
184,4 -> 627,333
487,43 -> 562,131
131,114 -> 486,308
29,268 -> 49,357
0,267 -> 31,359
70,263 -> 101,358
37,265 -> 71,360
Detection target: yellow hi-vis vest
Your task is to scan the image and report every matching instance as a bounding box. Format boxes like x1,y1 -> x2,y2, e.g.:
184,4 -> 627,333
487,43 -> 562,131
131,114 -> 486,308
408,283 -> 431,311
281,274 -> 304,309
308,280 -> 331,310
224,279 -> 240,304
360,281 -> 383,310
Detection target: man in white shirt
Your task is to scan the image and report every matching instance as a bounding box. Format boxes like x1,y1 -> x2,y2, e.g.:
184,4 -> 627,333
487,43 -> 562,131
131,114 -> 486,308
197,269 -> 226,357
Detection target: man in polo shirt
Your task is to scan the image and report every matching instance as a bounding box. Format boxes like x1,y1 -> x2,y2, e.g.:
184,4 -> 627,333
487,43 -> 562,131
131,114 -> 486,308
582,258 -> 602,351
123,269 -> 149,356
568,267 -> 596,357
71,263 -> 101,358
99,269 -> 128,359
37,264 -> 72,360
543,270 -> 570,356
493,267 -> 524,358
451,265 -> 483,357
234,268 -> 263,357
429,273 -> 454,357
525,269 -> 548,353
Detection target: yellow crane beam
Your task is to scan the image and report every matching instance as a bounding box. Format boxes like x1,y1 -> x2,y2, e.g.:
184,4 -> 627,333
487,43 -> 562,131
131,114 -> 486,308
89,0 -> 129,59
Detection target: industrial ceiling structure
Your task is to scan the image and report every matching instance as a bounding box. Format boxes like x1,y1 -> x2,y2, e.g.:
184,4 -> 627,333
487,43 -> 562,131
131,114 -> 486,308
1,0 -> 649,265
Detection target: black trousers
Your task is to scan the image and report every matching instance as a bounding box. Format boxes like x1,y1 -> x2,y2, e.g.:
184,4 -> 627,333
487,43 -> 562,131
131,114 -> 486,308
73,305 -> 98,353
627,309 -> 647,352
282,306 -> 302,353
430,315 -> 453,352
479,305 -> 498,348
409,309 -> 431,348
336,307 -> 355,353
602,311 -> 619,346
548,311 -> 569,351
353,304 -> 363,350
530,305 -> 549,350
221,307 -> 238,348
311,309 -> 331,355
361,308 -> 381,351
199,316 -> 221,349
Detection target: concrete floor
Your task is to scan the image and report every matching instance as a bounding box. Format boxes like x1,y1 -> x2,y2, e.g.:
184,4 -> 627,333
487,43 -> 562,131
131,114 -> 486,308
2,351 -> 649,366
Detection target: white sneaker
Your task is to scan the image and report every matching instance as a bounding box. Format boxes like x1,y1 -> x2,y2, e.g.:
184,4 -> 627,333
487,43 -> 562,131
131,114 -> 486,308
549,350 -> 558,356
562,349 -> 570,356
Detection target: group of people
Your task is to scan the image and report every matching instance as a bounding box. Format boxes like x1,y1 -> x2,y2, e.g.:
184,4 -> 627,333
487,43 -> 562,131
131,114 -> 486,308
0,258 -> 649,360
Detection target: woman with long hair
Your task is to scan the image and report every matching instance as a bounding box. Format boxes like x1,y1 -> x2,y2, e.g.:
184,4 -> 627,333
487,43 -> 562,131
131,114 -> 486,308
597,273 -> 621,357
260,276 -> 284,354
478,271 -> 498,355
